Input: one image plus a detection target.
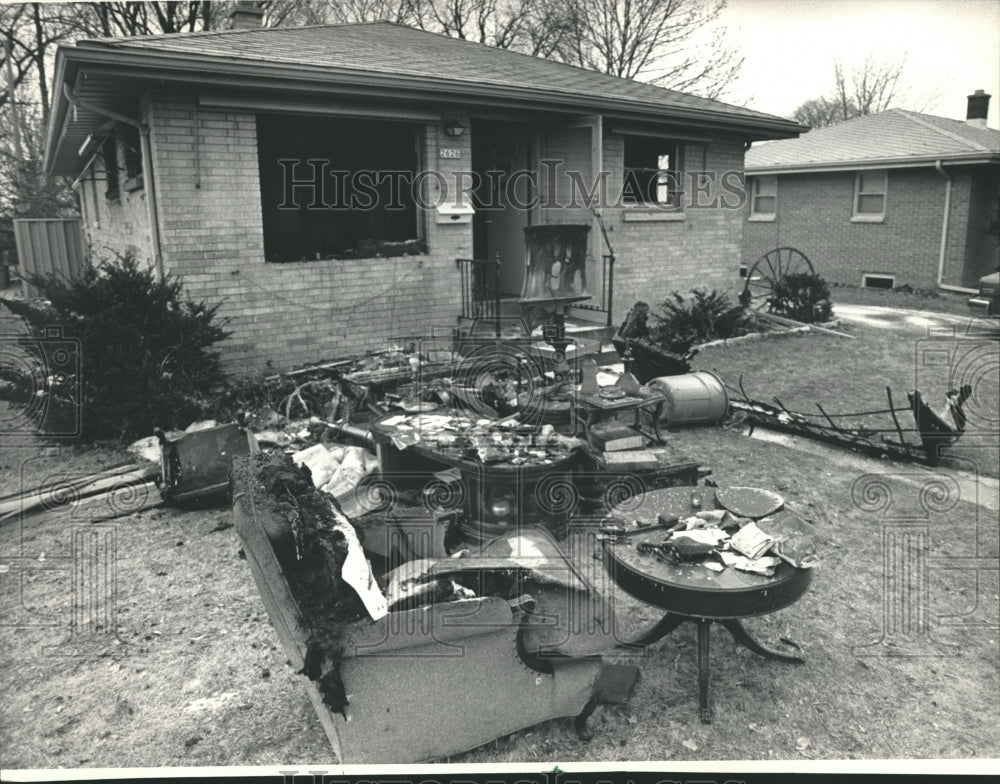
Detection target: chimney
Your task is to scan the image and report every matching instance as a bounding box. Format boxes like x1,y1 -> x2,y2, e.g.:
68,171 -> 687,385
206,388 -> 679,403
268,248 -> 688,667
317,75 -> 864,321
966,89 -> 990,128
228,1 -> 264,30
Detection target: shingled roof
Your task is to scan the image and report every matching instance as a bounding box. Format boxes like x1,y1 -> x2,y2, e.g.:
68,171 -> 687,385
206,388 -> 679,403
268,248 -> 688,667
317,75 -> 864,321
46,21 -> 805,174
746,108 -> 1000,173
84,21 -> 786,123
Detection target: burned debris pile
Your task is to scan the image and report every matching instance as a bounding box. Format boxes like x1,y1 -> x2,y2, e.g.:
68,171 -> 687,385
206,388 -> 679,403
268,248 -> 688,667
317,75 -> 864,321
235,451 -> 374,715
246,452 -> 368,623
730,378 -> 975,465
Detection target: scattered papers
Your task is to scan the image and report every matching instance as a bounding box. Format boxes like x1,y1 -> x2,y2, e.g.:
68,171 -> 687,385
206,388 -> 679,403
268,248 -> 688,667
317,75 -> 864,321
292,443 -> 341,489
127,435 -> 161,463
729,521 -> 775,560
290,443 -> 379,516
719,550 -> 781,576
184,419 -> 219,432
756,514 -> 822,568
669,527 -> 727,546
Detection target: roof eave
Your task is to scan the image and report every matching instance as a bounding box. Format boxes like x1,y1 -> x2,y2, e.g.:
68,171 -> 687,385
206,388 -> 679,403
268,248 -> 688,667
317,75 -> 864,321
747,153 -> 1000,175
43,50 -> 71,175
47,42 -> 803,172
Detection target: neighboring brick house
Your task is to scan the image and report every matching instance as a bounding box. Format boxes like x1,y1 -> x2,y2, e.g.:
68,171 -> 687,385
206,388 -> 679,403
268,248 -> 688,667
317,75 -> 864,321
743,95 -> 1000,293
44,11 -> 802,374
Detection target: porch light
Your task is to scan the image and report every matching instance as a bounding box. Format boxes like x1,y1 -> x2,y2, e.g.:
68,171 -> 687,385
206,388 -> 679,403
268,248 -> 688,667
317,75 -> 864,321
443,119 -> 466,138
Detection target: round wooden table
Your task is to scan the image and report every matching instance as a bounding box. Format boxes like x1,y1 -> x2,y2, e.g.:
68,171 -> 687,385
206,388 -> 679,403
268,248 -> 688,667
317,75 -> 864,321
602,485 -> 812,723
367,411 -> 581,539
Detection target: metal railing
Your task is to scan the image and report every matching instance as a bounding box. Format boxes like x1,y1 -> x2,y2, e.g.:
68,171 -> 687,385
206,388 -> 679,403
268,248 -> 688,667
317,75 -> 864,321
568,253 -> 616,327
456,256 -> 501,336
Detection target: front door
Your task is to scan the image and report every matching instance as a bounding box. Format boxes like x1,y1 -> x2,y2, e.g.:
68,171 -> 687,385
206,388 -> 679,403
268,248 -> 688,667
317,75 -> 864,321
472,120 -> 532,296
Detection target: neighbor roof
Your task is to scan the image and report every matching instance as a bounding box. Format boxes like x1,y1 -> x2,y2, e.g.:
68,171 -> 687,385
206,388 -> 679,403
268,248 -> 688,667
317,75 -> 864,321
46,21 -> 804,174
746,108 -> 1000,174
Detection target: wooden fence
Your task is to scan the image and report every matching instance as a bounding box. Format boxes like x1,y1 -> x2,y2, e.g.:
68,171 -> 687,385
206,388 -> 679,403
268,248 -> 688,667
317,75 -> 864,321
12,218 -> 87,298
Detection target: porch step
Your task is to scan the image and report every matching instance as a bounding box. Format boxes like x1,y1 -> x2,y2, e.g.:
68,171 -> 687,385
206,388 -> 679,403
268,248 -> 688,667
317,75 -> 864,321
554,316 -> 614,346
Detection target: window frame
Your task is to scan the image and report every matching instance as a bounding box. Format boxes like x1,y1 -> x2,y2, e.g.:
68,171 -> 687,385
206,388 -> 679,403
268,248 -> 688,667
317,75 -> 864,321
852,169 -> 888,222
621,135 -> 684,211
100,136 -> 120,203
749,174 -> 777,221
255,113 -> 426,263
117,124 -> 144,192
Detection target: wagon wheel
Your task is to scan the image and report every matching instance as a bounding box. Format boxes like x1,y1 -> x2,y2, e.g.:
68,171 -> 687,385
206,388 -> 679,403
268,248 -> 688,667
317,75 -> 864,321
740,247 -> 814,311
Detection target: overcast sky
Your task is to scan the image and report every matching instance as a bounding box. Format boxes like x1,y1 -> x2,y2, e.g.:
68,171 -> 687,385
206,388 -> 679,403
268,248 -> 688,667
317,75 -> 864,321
721,0 -> 1000,127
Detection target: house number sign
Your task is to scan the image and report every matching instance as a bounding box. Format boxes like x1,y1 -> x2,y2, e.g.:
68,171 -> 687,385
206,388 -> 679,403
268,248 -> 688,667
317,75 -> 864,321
439,148 -> 462,159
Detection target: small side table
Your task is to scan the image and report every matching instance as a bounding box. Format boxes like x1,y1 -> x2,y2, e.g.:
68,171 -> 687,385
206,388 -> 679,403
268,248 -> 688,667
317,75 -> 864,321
574,389 -> 667,448
602,486 -> 812,723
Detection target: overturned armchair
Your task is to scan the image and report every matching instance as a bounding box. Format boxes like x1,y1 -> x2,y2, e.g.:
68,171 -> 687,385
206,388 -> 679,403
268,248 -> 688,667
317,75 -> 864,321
231,451 -> 633,763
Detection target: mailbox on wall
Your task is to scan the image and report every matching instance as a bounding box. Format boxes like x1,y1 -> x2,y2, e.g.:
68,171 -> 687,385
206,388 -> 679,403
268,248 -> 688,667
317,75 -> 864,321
436,203 -> 476,224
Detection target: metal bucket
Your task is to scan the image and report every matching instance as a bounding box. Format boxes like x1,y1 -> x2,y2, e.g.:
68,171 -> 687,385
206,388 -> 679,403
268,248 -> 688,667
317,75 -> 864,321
650,371 -> 729,426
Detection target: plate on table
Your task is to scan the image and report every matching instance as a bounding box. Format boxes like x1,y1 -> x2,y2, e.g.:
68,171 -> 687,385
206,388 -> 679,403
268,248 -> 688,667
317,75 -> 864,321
715,486 -> 785,519
598,387 -> 627,400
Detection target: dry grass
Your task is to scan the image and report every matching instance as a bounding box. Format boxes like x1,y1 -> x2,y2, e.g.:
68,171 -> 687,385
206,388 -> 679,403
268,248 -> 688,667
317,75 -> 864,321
696,322 -> 999,479
1,317 -> 998,770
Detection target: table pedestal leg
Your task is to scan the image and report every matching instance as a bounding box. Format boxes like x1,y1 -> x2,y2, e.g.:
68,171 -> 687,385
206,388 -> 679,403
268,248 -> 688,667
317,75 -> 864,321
619,614 -> 804,723
721,619 -> 805,664
619,612 -> 687,648
697,618 -> 712,724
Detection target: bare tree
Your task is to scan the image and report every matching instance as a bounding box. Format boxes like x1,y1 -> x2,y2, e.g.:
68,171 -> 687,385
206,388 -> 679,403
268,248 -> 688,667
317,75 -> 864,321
552,0 -> 743,98
65,2 -> 212,38
791,96 -> 844,129
793,52 -> 931,128
260,0 -> 413,27
1,3 -> 76,120
834,54 -> 906,117
262,0 -> 741,96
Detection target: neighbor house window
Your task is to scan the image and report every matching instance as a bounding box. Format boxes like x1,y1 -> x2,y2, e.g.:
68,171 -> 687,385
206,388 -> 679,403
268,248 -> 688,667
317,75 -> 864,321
101,136 -> 120,202
853,170 -> 887,220
622,135 -> 683,208
749,175 -> 777,219
256,114 -> 423,262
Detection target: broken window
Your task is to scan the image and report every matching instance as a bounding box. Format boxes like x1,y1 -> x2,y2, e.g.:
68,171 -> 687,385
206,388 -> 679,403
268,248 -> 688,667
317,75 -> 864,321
101,136 -> 120,202
853,169 -> 887,219
256,114 -> 424,262
118,124 -> 143,189
749,175 -> 777,217
622,136 -> 683,208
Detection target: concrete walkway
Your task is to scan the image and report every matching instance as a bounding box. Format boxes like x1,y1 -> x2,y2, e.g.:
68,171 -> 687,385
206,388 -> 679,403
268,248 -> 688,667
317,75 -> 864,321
833,302 -> 998,337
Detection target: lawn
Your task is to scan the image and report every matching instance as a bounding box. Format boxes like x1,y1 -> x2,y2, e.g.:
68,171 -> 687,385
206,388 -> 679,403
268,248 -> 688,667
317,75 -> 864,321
696,317 -> 1000,480
1,315 -> 997,771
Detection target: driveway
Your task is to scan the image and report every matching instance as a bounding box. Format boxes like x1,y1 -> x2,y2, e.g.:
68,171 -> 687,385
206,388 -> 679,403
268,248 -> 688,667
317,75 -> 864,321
833,302 -> 998,337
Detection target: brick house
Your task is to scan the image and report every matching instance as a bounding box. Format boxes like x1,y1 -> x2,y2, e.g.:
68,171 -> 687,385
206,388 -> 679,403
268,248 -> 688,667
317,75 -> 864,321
743,94 -> 1000,293
44,11 -> 802,375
